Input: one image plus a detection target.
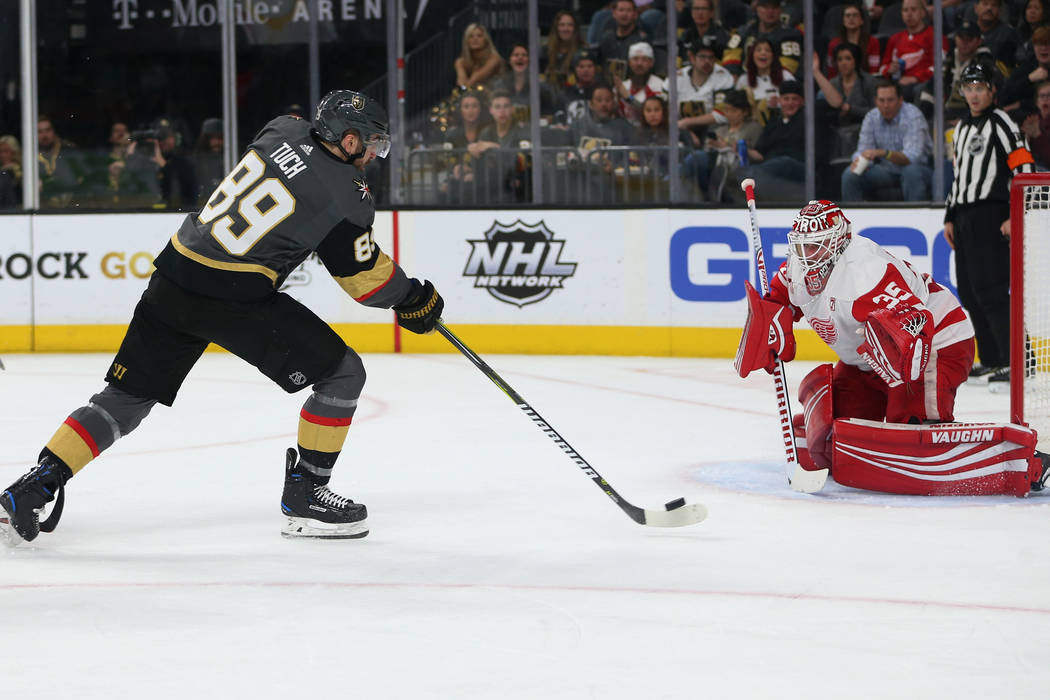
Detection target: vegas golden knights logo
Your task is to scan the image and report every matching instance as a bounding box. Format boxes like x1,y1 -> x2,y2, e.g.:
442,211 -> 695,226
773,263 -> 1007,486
112,362 -> 128,379
350,94 -> 366,111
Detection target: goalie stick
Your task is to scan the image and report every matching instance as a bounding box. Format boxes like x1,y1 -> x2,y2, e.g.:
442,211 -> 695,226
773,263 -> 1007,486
436,321 -> 708,527
739,178 -> 828,493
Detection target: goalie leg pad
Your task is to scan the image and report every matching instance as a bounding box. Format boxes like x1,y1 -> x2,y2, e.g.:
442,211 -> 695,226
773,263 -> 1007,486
832,418 -> 1038,496
734,280 -> 796,378
798,364 -> 834,470
791,412 -> 819,471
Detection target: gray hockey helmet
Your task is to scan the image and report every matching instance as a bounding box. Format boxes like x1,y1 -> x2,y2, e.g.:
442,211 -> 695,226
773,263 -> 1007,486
313,90 -> 391,158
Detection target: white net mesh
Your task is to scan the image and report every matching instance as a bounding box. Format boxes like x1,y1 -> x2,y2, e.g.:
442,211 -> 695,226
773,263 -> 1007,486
1022,184 -> 1050,450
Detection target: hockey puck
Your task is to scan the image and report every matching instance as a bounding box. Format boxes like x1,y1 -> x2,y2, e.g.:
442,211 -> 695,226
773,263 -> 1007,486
665,497 -> 687,511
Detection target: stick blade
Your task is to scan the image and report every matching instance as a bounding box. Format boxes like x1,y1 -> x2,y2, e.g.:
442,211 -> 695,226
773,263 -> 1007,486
789,466 -> 829,493
642,502 -> 708,527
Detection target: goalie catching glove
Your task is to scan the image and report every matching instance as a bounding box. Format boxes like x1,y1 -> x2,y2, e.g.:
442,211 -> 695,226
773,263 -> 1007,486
394,279 -> 444,334
734,280 -> 796,378
857,304 -> 933,387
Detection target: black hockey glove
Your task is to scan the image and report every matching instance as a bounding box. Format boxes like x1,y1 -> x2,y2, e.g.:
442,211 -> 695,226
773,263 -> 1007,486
394,279 -> 444,334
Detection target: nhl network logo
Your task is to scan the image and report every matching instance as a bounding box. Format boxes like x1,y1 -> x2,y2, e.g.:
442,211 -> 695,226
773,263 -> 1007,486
463,220 -> 577,307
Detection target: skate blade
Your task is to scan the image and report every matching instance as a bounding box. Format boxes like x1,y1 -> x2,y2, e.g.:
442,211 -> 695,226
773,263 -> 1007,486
281,516 -> 369,540
0,516 -> 25,548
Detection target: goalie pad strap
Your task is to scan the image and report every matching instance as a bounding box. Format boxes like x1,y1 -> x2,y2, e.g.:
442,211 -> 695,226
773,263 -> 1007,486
799,364 -> 834,470
832,418 -> 1038,496
734,280 -> 796,378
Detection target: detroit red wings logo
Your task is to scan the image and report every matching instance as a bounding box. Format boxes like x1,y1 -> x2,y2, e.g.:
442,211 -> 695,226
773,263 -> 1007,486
810,317 -> 838,344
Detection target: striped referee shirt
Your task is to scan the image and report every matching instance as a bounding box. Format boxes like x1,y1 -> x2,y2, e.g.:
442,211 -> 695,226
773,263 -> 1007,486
945,106 -> 1035,222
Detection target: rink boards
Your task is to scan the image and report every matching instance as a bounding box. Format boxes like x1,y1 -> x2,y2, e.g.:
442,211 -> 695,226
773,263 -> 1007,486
0,207 -> 954,356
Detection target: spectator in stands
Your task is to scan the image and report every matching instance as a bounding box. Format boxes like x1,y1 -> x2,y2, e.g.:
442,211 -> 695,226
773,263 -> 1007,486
1020,80 -> 1050,167
102,121 -> 130,207
597,0 -> 651,64
877,0 -> 949,101
944,23 -> 1007,121
0,134 -> 23,190
973,0 -> 1020,67
841,79 -> 933,201
825,3 -> 881,77
739,79 -> 807,192
469,89 -> 531,202
152,118 -> 199,211
542,11 -> 584,88
113,128 -> 164,209
735,38 -> 794,124
108,122 -> 130,165
570,84 -> 636,147
675,38 -> 735,145
616,42 -> 667,125
440,90 -> 489,202
494,42 -> 532,117
723,0 -> 804,76
677,0 -> 732,61
683,88 -> 762,199
37,115 -> 85,209
445,90 -> 489,149
1015,0 -> 1048,64
1002,25 -> 1050,108
0,134 -> 21,209
454,23 -> 505,89
559,48 -> 608,125
588,1 -> 666,46
812,44 -> 877,128
193,118 -> 224,206
634,94 -> 692,179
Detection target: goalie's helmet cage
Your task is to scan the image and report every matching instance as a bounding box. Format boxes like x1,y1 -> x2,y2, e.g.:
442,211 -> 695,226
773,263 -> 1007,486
788,200 -> 853,295
313,89 -> 391,158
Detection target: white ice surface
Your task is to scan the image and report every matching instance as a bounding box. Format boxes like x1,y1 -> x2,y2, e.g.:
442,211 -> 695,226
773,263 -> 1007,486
1,352 -> 1047,699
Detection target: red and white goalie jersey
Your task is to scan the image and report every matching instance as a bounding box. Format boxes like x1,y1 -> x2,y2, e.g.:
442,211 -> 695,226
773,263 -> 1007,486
767,234 -> 974,367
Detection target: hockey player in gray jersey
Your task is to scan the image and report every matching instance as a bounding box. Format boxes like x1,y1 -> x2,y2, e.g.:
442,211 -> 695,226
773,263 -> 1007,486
0,90 -> 444,544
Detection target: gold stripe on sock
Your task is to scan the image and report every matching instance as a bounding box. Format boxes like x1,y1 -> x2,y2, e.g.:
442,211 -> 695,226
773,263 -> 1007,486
45,423 -> 96,474
298,417 -> 351,454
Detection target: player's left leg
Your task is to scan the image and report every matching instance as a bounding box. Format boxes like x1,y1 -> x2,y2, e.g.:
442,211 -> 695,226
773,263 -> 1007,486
199,291 -> 369,538
2,274 -> 207,545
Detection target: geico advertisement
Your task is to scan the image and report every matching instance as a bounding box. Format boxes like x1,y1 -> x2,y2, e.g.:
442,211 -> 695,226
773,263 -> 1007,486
666,207 -> 954,327
17,212 -> 395,325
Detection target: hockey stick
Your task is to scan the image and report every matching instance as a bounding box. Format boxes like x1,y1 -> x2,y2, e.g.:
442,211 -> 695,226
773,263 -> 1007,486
739,178 -> 828,493
436,321 -> 708,527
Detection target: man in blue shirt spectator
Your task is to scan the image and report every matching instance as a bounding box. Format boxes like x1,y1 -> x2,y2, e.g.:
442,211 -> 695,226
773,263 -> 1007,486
841,79 -> 933,201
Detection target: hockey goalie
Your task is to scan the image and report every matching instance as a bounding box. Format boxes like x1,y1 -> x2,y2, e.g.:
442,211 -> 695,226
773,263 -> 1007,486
735,200 -> 1049,496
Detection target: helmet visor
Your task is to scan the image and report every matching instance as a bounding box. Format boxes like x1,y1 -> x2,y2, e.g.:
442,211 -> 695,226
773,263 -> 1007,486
365,132 -> 391,159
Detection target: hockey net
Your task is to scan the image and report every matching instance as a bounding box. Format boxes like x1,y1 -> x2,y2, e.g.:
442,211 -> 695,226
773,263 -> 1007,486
1011,174 -> 1050,451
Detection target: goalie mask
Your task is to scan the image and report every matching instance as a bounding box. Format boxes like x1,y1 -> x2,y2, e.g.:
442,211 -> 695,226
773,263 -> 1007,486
788,200 -> 852,295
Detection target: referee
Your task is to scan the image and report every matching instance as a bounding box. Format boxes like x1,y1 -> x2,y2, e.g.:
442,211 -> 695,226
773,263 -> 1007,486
944,61 -> 1035,390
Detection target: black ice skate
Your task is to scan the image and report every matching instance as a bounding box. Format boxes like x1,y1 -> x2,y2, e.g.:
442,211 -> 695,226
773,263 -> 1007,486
1032,451 -> 1050,492
280,448 -> 368,539
0,460 -> 72,546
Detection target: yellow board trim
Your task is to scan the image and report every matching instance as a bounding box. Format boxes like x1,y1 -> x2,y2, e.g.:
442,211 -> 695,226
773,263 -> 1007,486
170,231 -> 280,285
2,323 -> 838,360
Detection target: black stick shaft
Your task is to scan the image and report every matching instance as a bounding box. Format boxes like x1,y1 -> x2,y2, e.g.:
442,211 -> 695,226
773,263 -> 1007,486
436,322 -> 647,524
